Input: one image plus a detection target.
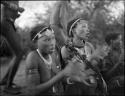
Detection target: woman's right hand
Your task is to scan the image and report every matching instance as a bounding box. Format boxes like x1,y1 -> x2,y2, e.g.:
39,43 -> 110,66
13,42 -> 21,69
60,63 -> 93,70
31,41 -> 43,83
64,56 -> 85,76
63,56 -> 95,86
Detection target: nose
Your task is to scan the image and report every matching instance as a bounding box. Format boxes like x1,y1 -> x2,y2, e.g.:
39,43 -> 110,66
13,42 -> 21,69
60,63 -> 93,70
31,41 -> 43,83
86,29 -> 90,35
50,39 -> 55,46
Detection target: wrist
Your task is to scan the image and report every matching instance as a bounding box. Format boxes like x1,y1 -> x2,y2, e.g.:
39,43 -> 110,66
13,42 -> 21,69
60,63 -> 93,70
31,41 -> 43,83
67,77 -> 74,84
61,69 -> 67,78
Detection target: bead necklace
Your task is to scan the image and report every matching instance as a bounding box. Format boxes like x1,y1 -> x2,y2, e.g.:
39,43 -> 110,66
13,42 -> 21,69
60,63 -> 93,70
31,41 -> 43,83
37,49 -> 52,69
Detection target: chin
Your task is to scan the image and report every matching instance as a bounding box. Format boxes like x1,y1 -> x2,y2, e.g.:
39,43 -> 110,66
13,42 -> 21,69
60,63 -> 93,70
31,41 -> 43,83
79,36 -> 86,40
76,44 -> 84,48
48,50 -> 54,54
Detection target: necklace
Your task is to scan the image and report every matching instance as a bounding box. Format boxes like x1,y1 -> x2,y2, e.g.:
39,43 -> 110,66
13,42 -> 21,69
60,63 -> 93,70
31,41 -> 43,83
37,49 -> 52,69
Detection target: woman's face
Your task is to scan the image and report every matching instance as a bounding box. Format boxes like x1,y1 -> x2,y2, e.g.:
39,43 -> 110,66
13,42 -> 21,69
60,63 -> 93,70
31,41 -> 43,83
73,20 -> 90,47
37,29 -> 56,54
74,20 -> 90,40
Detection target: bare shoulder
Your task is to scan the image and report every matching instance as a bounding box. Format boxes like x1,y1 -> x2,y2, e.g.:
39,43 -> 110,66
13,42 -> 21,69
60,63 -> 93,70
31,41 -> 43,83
26,51 -> 38,61
61,46 -> 71,59
26,51 -> 39,69
85,42 -> 95,51
85,42 -> 94,48
61,46 -> 67,56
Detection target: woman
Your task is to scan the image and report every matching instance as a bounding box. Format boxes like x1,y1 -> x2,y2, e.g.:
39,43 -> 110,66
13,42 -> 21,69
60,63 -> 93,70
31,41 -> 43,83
50,1 -> 106,95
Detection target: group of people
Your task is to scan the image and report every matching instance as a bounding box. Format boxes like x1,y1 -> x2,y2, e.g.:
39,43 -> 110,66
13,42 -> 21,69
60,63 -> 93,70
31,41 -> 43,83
0,1 -> 124,96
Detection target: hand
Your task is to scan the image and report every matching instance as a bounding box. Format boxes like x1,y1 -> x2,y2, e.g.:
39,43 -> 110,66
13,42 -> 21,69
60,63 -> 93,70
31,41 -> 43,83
64,56 -> 86,77
89,45 -> 108,61
20,87 -> 39,96
64,56 -> 96,86
69,68 -> 96,86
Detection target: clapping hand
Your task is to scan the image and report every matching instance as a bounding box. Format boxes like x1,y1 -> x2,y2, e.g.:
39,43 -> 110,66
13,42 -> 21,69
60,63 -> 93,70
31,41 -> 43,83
89,45 -> 109,62
64,56 -> 96,86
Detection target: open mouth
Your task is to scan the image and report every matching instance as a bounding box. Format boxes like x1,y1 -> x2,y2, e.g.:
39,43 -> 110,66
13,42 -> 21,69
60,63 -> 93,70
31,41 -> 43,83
86,35 -> 89,38
49,47 -> 55,51
85,34 -> 90,39
86,33 -> 90,37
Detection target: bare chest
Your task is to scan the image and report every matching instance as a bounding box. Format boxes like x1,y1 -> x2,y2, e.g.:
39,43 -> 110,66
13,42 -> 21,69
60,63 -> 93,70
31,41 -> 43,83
37,52 -> 61,83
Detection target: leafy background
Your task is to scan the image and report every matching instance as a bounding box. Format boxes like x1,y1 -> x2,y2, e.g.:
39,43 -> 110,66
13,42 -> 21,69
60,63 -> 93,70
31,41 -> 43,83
1,0 -> 124,56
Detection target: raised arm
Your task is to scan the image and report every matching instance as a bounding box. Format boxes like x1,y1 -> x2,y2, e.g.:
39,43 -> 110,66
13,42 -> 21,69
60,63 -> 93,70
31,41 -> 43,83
1,4 -> 5,24
50,1 -> 69,47
50,1 -> 62,26
50,1 -> 70,30
59,1 -> 70,32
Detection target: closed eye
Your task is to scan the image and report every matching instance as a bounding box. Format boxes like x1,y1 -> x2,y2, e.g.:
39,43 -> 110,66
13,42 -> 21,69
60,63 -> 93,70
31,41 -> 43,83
44,38 -> 51,41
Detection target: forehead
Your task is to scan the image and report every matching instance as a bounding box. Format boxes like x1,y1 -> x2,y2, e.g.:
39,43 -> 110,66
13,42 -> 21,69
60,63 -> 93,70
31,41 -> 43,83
37,29 -> 54,41
41,29 -> 54,37
77,20 -> 88,26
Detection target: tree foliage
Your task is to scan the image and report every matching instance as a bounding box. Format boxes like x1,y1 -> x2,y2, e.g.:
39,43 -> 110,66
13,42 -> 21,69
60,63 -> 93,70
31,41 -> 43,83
11,1 -> 125,52
64,0 -> 124,47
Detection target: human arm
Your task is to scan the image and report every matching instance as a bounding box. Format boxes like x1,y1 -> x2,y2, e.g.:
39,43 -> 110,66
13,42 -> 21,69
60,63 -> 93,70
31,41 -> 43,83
24,50 -> 88,95
24,51 -> 66,95
1,4 -> 5,24
25,52 -> 41,87
23,71 -> 65,96
50,1 -> 69,47
87,45 -> 107,66
50,1 -> 62,26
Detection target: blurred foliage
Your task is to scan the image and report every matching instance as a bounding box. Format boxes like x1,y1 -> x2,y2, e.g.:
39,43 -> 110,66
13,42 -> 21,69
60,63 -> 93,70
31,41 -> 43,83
65,0 -> 124,47
1,0 -> 124,56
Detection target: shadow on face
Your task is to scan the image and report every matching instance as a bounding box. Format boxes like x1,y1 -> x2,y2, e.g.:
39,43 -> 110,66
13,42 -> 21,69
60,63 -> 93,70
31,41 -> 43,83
37,29 -> 56,54
73,20 -> 90,40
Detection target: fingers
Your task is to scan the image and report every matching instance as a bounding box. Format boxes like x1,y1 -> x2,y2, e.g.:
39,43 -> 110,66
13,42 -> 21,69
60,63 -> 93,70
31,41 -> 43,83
67,56 -> 82,66
70,75 -> 92,86
21,87 -> 38,96
84,68 -> 95,76
79,72 -> 97,86
75,72 -> 93,86
67,57 -> 86,73
82,80 -> 92,86
68,67 -> 97,86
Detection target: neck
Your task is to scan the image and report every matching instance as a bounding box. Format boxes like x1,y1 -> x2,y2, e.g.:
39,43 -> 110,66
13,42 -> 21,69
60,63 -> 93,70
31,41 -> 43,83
38,49 -> 49,60
73,36 -> 85,48
73,36 -> 78,44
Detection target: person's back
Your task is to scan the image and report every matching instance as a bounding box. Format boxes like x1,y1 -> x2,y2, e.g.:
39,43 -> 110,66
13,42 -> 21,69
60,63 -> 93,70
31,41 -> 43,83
0,1 -> 25,89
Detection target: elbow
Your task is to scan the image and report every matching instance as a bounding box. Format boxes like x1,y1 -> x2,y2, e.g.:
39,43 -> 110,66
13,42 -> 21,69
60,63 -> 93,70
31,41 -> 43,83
25,73 -> 40,87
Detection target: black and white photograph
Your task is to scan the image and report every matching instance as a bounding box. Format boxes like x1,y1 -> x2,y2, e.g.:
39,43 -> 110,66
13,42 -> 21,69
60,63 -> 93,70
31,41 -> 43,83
0,0 -> 124,96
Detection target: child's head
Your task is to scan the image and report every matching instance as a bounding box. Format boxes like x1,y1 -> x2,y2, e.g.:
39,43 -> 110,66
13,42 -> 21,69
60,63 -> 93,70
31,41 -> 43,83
32,25 -> 55,54
67,18 -> 90,47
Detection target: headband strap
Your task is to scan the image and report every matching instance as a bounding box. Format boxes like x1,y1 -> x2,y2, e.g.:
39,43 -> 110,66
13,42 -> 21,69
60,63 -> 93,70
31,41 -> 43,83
32,26 -> 54,41
69,18 -> 82,37
69,18 -> 88,37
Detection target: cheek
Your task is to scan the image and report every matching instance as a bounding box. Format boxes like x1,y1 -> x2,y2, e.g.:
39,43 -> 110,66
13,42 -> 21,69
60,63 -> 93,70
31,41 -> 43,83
51,39 -> 56,45
43,43 -> 50,50
76,29 -> 82,36
78,32 -> 86,38
76,28 -> 86,36
38,41 -> 48,50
